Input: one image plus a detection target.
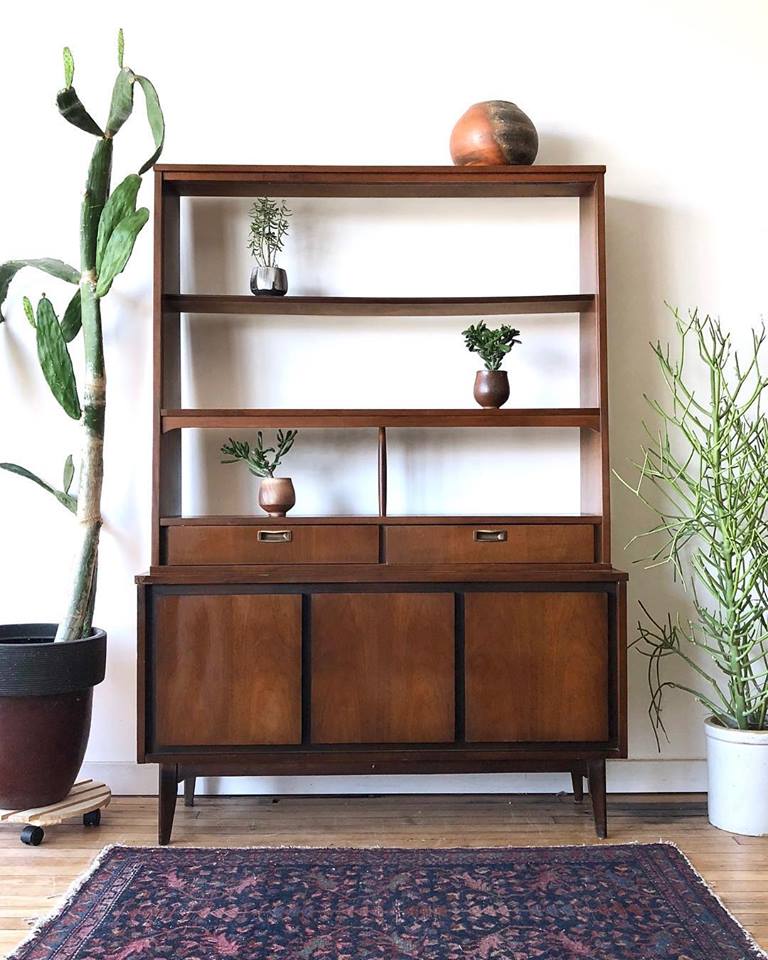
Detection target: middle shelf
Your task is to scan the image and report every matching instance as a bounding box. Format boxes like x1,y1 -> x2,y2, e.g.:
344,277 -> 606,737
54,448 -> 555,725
164,293 -> 595,317
161,408 -> 601,431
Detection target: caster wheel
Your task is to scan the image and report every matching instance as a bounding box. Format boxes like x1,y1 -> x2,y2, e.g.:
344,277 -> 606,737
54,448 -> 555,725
20,825 -> 44,846
83,810 -> 101,827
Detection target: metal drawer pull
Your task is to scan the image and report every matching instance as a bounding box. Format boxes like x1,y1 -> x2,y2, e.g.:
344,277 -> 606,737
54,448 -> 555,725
257,530 -> 292,543
474,529 -> 507,542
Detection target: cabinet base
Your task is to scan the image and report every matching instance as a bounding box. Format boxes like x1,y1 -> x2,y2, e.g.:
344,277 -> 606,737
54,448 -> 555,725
156,759 -> 609,845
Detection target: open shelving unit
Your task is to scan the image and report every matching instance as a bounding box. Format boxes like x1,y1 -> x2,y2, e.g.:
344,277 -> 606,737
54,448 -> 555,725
138,165 -> 626,844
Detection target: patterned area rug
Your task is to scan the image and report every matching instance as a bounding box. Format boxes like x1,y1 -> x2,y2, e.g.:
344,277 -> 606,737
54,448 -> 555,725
11,843 -> 766,960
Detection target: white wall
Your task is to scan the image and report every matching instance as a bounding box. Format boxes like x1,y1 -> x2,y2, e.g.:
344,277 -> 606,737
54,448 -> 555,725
1,0 -> 767,795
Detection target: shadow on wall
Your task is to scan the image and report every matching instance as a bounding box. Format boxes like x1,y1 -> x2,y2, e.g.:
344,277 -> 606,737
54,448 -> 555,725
606,196 -> 712,758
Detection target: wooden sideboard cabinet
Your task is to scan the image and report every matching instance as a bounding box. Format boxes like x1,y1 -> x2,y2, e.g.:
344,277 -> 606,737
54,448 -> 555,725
136,164 -> 628,844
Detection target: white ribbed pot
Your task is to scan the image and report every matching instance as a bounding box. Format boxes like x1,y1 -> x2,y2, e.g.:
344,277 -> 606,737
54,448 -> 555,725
705,717 -> 768,835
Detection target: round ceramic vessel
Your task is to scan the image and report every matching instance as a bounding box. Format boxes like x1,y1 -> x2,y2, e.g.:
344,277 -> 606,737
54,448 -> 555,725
473,370 -> 510,408
250,266 -> 288,297
0,625 -> 107,808
450,100 -> 539,166
258,477 -> 296,517
705,717 -> 768,836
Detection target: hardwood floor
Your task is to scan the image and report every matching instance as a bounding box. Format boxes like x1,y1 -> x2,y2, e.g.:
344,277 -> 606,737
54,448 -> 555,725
1,792 -> 766,956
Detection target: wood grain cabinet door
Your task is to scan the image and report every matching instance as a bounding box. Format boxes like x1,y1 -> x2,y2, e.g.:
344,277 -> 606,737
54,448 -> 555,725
311,593 -> 454,744
154,594 -> 302,746
465,592 -> 609,742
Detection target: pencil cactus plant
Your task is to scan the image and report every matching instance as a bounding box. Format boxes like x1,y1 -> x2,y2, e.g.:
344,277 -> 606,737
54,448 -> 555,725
0,31 -> 164,642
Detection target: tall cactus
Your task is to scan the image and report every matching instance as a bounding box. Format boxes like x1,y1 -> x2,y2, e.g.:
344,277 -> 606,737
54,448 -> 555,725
0,32 -> 164,641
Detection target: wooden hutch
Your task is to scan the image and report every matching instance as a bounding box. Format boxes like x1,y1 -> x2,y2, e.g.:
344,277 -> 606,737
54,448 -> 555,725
136,164 -> 627,844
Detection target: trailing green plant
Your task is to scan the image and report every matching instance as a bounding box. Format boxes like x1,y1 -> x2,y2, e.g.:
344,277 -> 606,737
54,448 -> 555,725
247,198 -> 291,268
0,30 -> 164,642
462,321 -> 521,371
617,307 -> 768,739
221,431 -> 298,479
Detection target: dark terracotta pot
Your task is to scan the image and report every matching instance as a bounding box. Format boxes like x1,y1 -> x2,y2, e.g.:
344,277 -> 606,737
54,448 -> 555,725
250,266 -> 288,296
473,370 -> 510,408
0,625 -> 107,809
450,100 -> 538,166
258,477 -> 296,517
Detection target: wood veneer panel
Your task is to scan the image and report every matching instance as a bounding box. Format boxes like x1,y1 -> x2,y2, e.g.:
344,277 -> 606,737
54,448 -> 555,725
138,564 -> 627,584
385,524 -> 595,564
165,294 -> 594,316
465,592 -> 609,742
165,524 -> 378,565
311,593 -> 454,743
161,408 -> 600,431
159,514 -> 603,526
154,594 -> 302,746
579,178 -> 611,561
156,165 -> 604,199
151,176 -> 180,566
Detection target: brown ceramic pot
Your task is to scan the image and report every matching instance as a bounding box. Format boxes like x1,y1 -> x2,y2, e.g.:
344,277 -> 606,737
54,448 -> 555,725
473,370 -> 510,408
0,625 -> 107,808
258,477 -> 296,517
450,100 -> 538,166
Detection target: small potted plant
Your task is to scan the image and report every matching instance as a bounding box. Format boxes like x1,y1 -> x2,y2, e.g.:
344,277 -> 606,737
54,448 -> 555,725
618,308 -> 768,836
462,321 -> 521,408
221,430 -> 299,516
248,197 -> 291,296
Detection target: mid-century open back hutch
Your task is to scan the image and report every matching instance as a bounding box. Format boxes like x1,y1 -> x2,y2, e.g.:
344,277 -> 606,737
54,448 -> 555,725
136,164 -> 627,844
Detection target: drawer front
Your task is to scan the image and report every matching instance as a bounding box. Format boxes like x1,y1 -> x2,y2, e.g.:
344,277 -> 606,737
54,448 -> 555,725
385,524 -> 595,564
166,524 -> 379,565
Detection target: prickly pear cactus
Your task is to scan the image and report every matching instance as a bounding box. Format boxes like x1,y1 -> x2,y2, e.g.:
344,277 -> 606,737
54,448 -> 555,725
0,30 -> 165,641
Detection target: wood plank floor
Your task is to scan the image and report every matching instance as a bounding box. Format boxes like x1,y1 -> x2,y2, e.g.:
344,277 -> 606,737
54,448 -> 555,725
1,792 -> 766,957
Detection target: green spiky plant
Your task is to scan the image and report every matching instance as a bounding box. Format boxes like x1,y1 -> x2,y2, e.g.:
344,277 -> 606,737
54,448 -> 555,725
0,31 -> 164,642
617,308 -> 768,740
247,198 -> 291,268
221,431 -> 298,479
462,321 -> 522,371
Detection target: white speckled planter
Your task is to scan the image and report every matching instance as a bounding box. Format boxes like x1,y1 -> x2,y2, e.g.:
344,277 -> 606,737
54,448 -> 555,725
705,718 -> 768,836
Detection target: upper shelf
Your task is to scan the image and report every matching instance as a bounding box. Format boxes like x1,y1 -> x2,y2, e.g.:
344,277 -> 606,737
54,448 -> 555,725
156,164 -> 605,199
164,294 -> 594,317
161,408 -> 601,431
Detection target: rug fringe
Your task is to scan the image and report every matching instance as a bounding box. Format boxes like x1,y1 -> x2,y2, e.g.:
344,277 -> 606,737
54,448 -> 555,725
6,843 -> 119,960
652,839 -> 768,960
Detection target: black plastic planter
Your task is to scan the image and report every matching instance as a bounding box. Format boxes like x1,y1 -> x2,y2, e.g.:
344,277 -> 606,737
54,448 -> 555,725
0,624 -> 106,808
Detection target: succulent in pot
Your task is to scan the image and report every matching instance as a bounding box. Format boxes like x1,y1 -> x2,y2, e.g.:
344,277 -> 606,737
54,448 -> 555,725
462,321 -> 522,408
248,197 -> 291,296
617,308 -> 768,836
0,31 -> 164,808
221,430 -> 299,517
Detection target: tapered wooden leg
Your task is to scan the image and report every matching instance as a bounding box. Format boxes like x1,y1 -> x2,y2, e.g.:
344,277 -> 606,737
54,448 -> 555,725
570,770 -> 584,802
587,758 -> 607,839
184,776 -> 196,808
158,764 -> 178,846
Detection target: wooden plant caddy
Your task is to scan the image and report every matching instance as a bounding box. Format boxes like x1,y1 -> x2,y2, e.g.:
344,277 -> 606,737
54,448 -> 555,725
137,165 -> 628,844
0,779 -> 110,845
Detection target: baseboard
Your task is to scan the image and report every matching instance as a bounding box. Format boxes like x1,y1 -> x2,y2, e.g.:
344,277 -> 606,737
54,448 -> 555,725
80,759 -> 707,796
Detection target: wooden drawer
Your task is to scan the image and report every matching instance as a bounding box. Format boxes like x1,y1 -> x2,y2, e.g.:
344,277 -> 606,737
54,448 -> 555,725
384,523 -> 595,564
166,524 -> 379,565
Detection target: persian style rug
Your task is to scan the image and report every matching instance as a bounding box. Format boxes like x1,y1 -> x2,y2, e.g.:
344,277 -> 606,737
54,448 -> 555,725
11,843 -> 766,960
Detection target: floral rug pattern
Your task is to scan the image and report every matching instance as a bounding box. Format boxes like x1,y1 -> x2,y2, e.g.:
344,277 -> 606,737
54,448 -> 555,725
11,843 -> 765,959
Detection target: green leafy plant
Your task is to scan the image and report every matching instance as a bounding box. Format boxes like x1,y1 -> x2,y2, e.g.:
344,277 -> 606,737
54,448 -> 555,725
247,198 -> 291,268
462,321 -> 522,371
617,307 -> 768,739
0,30 -> 164,642
221,431 -> 298,479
